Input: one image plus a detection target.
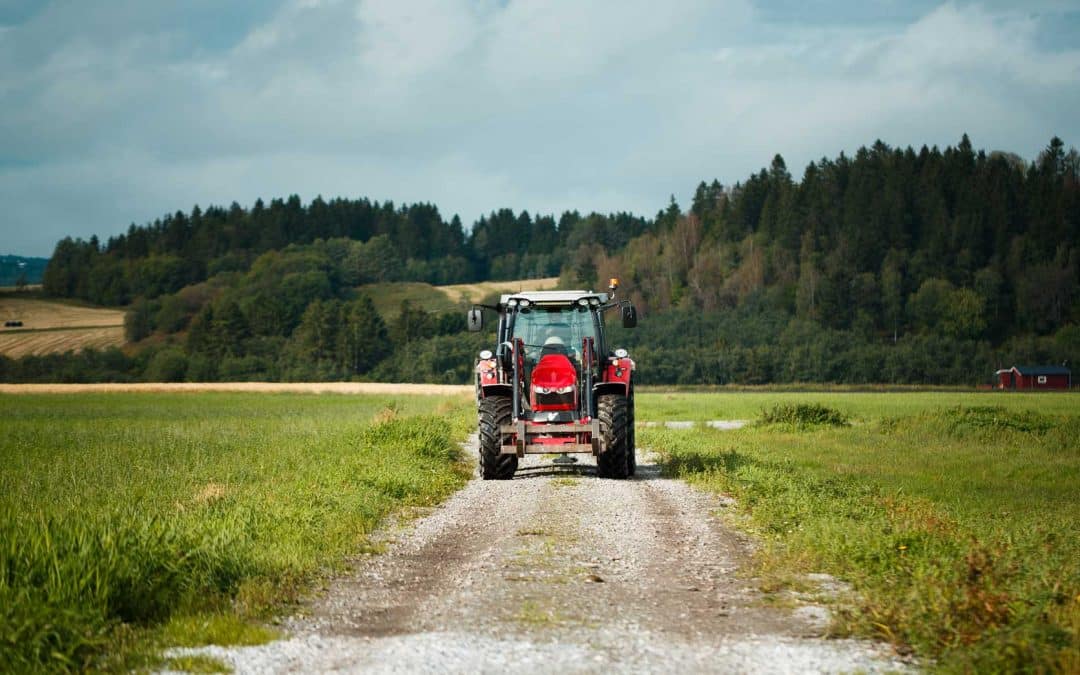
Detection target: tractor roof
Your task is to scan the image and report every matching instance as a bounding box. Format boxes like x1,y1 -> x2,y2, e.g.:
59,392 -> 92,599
499,290 -> 609,306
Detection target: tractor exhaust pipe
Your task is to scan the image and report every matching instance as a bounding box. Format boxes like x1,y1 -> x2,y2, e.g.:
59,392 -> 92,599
512,337 -> 524,419
583,337 -> 594,418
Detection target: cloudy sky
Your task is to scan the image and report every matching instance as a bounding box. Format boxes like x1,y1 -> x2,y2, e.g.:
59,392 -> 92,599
1,1 -> 1078,257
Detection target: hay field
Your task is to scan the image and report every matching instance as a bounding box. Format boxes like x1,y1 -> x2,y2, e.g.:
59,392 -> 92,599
0,296 -> 125,357
0,382 -> 473,395
359,277 -> 560,319
435,276 -> 560,303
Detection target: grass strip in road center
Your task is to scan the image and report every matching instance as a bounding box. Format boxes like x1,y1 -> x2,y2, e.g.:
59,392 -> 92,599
0,392 -> 474,672
645,398 -> 1079,673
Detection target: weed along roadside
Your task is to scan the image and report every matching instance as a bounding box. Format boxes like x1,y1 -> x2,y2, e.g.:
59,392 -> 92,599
641,395 -> 1080,672
0,392 -> 474,672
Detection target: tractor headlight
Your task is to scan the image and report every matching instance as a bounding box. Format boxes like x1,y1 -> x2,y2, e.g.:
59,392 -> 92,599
506,299 -> 518,308
577,298 -> 589,307
589,297 -> 600,306
534,385 -> 574,395
479,350 -> 493,360
614,348 -> 628,358
518,299 -> 531,308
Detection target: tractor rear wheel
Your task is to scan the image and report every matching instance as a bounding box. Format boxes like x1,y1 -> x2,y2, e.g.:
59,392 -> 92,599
479,395 -> 517,480
596,393 -> 630,479
627,388 -> 637,476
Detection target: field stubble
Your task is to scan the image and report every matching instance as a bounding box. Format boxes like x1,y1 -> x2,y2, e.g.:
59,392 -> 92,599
358,277 -> 559,319
0,296 -> 125,357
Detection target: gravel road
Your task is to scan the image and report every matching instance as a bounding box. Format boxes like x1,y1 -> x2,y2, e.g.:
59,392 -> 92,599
167,440 -> 910,674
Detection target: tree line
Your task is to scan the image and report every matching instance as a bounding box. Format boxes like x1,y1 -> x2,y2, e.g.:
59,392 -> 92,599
42,196 -> 650,305
0,256 -> 47,287
11,134 -> 1078,385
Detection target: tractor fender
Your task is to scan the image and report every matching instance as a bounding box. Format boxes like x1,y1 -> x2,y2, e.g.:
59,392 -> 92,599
594,380 -> 630,398
479,383 -> 513,399
601,356 -> 634,392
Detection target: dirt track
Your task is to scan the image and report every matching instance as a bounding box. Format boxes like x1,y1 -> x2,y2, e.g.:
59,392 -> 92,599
0,382 -> 473,395
168,447 -> 909,673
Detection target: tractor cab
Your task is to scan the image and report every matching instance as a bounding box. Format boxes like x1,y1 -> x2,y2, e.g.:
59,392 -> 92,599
467,281 -> 638,480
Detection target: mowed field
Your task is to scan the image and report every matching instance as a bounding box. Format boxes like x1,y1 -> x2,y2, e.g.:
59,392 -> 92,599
0,277 -> 560,358
359,276 -> 559,319
0,296 -> 125,357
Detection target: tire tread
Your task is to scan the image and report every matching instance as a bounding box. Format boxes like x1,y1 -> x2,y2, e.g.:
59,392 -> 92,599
479,395 -> 517,480
596,393 -> 629,479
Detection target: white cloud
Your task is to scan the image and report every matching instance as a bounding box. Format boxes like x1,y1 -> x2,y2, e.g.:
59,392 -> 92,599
356,0 -> 480,82
0,1 -> 1078,256
876,3 -> 1080,86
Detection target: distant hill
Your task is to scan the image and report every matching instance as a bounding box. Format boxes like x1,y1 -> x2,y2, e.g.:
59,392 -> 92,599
0,255 -> 48,287
16,134 -> 1080,386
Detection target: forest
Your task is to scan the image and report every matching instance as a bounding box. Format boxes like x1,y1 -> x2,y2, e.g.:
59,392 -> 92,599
5,134 -> 1078,385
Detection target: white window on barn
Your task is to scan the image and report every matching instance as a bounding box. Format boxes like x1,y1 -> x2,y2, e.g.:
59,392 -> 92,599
1037,375 -> 1047,384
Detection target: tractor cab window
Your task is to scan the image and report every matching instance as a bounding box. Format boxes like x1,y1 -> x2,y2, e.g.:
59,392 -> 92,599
511,306 -> 597,365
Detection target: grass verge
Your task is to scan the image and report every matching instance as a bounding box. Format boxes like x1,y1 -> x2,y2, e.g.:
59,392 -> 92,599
0,392 -> 473,672
646,398 -> 1079,673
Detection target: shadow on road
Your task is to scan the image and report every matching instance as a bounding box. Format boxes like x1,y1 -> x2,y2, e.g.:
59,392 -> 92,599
512,460 -> 664,480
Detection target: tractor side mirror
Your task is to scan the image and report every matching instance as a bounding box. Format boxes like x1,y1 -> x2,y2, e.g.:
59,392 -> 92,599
467,308 -> 484,332
621,304 -> 638,328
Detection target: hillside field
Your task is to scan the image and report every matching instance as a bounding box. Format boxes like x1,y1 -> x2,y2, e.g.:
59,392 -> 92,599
358,276 -> 559,319
0,295 -> 125,357
0,277 -> 561,359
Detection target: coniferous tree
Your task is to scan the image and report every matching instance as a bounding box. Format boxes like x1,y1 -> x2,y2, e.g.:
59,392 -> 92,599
344,296 -> 391,374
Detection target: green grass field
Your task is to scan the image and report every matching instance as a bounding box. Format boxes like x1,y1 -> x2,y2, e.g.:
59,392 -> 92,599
639,391 -> 1080,673
3,389 -> 1077,672
0,392 -> 473,672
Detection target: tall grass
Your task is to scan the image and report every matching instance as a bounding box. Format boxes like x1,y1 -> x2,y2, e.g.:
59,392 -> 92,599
636,390 -> 1080,423
755,403 -> 849,428
0,393 -> 473,672
648,399 -> 1080,673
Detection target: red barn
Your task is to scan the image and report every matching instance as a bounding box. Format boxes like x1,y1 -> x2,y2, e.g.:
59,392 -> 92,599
995,365 -> 1071,390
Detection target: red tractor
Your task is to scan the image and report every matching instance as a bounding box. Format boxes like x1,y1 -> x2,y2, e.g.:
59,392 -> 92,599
467,279 -> 638,480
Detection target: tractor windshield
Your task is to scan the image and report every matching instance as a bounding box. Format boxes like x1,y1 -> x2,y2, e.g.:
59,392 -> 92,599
511,306 -> 597,364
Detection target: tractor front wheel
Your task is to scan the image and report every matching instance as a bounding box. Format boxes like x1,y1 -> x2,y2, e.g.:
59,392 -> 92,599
627,387 -> 636,477
479,395 -> 517,480
596,393 -> 630,479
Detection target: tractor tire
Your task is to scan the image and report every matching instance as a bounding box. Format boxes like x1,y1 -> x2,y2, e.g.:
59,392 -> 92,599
596,393 -> 630,479
479,395 -> 517,480
627,388 -> 637,477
